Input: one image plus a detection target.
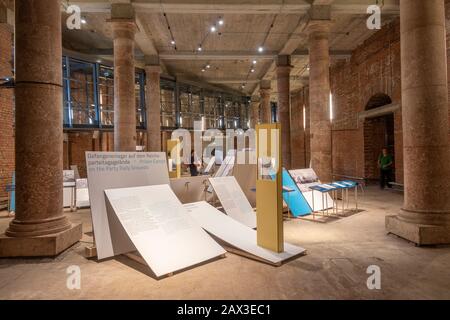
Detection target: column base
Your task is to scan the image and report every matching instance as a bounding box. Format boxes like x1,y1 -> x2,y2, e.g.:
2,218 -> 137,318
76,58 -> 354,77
386,215 -> 450,245
0,223 -> 82,257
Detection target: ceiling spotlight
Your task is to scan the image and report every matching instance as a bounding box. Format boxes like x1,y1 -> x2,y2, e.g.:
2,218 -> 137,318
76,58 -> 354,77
96,59 -> 102,63
252,60 -> 257,65
171,40 -> 176,45
197,45 -> 202,52
210,26 -> 217,32
201,69 -> 206,72
206,64 -> 211,69
218,19 -> 224,26
258,46 -> 264,53
81,18 -> 87,24
251,69 -> 255,73
241,84 -> 246,89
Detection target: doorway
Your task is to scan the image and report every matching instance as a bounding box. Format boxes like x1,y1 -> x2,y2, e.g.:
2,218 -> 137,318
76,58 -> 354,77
363,94 -> 395,182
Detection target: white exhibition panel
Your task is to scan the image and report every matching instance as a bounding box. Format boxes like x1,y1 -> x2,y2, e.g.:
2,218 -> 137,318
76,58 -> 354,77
203,156 -> 216,174
170,176 -> 210,204
86,152 -> 170,260
104,185 -> 226,277
209,176 -> 257,229
76,178 -> 90,208
184,201 -> 305,264
63,170 -> 75,208
289,169 -> 334,211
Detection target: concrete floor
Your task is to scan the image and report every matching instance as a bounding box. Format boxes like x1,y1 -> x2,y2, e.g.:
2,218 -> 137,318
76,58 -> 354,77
1,186 -> 450,300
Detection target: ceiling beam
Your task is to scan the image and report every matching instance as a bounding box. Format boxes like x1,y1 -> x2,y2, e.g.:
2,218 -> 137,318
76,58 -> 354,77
158,50 -> 352,61
64,0 -> 399,15
207,76 -> 309,84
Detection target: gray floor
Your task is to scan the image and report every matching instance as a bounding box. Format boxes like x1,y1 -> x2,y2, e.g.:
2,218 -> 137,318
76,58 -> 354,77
1,186 -> 450,300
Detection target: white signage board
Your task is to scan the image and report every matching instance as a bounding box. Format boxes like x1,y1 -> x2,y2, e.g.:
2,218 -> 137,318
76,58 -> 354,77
76,178 -> 90,208
289,168 -> 334,211
203,156 -> 216,174
63,170 -> 75,208
170,176 -> 209,204
214,150 -> 236,178
105,185 -> 226,277
209,176 -> 256,229
86,152 -> 170,260
184,201 -> 305,264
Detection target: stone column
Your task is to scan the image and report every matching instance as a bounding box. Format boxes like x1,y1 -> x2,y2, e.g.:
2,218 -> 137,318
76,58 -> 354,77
259,80 -> 272,123
0,0 -> 81,257
386,0 -> 450,245
250,95 -> 260,128
145,65 -> 161,151
110,10 -> 137,151
307,21 -> 332,182
277,55 -> 292,169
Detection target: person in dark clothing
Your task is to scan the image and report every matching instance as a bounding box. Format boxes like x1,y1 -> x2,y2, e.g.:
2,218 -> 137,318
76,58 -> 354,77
378,148 -> 393,189
189,150 -> 200,176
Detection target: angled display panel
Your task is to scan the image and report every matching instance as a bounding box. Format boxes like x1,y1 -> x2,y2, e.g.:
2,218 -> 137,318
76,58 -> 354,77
86,152 -> 170,260
282,169 -> 312,217
105,185 -> 226,277
289,168 -> 334,211
209,176 -> 257,228
184,201 -> 305,265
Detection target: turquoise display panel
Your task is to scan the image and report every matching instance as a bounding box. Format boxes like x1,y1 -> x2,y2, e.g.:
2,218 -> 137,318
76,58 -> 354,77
9,172 -> 15,212
282,169 -> 311,217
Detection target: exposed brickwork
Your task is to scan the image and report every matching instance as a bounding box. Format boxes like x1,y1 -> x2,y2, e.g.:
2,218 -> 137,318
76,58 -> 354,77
0,24 -> 14,198
290,87 -> 310,169
329,18 -> 403,183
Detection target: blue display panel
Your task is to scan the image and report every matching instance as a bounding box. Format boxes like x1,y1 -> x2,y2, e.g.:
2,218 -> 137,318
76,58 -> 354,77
282,169 -> 311,217
8,172 -> 15,212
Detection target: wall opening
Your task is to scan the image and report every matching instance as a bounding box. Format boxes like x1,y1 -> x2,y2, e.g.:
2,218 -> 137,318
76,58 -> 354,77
363,94 -> 395,182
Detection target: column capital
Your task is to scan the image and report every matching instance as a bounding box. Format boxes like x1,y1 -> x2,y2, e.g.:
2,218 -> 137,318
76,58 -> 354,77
306,19 -> 332,36
260,79 -> 271,91
109,19 -> 137,39
276,55 -> 292,68
110,3 -> 135,20
145,65 -> 161,74
251,95 -> 260,103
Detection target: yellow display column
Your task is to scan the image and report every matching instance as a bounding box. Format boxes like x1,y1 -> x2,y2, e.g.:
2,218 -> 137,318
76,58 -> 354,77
256,123 -> 283,253
167,139 -> 181,179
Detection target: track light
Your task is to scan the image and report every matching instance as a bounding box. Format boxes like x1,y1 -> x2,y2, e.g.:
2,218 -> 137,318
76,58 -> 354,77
197,45 -> 202,52
218,19 -> 224,26
210,26 -> 217,32
252,60 -> 257,64
201,69 -> 206,72
206,64 -> 211,69
258,46 -> 264,53
81,18 -> 87,24
171,40 -> 176,45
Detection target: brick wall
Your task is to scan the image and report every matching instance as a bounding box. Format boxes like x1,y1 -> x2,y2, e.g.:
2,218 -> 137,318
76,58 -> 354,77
0,24 -> 14,199
328,18 -> 403,183
290,87 -> 310,169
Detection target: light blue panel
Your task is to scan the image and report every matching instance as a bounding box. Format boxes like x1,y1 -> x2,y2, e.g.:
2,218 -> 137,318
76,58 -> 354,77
9,172 -> 15,212
282,169 -> 311,217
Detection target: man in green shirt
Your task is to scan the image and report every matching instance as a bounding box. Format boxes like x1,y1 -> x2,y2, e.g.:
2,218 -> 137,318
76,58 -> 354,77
378,148 -> 393,189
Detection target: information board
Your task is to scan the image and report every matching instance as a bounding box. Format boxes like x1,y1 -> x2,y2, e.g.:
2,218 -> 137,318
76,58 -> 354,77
184,201 -> 305,265
86,152 -> 170,260
105,185 -> 226,277
209,176 -> 257,229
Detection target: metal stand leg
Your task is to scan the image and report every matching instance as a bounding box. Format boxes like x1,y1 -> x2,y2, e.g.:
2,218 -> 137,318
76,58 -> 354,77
312,190 -> 315,220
